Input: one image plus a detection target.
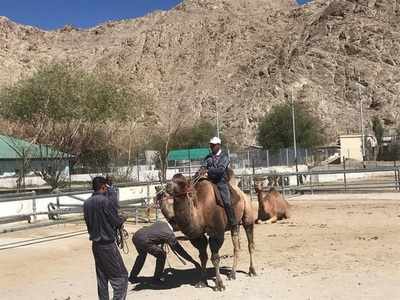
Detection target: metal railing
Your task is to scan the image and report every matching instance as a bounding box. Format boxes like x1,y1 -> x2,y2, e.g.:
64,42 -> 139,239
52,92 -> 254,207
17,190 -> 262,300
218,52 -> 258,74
0,185 -> 161,232
1,165 -> 399,231
236,166 -> 400,196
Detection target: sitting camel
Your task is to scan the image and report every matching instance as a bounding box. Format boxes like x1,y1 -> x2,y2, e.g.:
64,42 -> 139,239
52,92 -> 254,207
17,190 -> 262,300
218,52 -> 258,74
254,181 -> 290,224
163,173 -> 256,291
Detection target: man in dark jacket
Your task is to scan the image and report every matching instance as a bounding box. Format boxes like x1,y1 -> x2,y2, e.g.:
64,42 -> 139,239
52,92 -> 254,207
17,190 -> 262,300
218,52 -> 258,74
84,176 -> 128,300
129,221 -> 200,285
106,175 -> 119,210
199,136 -> 238,229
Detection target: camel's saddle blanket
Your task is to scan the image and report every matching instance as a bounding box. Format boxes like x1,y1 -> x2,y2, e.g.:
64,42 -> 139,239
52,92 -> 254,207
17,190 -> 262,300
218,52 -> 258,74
212,183 -> 241,208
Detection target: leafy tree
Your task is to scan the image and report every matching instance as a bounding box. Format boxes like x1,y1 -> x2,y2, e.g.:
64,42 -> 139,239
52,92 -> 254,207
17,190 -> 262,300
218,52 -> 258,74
257,102 -> 324,151
148,120 -> 218,182
174,121 -> 218,149
0,63 -> 142,189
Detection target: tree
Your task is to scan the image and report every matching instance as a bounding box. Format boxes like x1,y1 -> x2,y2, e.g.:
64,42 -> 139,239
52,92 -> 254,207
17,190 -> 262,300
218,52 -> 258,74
173,121 -> 218,149
0,63 -> 142,189
257,102 -> 324,151
372,116 -> 384,160
148,119 -> 217,182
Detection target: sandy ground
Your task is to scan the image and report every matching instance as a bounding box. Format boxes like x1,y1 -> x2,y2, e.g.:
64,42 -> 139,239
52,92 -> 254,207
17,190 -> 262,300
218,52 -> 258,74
1,193 -> 400,300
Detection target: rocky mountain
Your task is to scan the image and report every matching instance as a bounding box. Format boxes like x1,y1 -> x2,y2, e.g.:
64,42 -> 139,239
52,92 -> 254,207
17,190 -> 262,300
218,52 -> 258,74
0,0 -> 400,146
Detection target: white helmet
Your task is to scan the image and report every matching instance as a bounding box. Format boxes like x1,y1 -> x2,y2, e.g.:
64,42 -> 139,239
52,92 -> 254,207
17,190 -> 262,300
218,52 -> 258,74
209,136 -> 221,144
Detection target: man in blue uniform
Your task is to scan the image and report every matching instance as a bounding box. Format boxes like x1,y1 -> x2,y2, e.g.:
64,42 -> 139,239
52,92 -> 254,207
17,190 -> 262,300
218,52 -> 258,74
199,137 -> 238,230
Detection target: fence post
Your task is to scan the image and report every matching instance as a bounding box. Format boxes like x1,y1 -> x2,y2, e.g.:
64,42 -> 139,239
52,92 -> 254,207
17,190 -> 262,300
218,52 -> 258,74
56,191 -> 60,209
135,208 -> 138,225
136,152 -> 140,182
281,175 -> 285,197
286,148 -> 289,166
310,170 -> 314,195
32,193 -> 37,223
188,149 -> 191,178
249,174 -> 254,201
394,161 -> 398,191
305,149 -> 308,163
397,168 -> 400,192
266,150 -> 270,168
343,157 -> 347,192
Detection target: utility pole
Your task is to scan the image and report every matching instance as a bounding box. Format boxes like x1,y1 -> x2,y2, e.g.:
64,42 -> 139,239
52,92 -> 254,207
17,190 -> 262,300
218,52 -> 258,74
216,98 -> 220,138
358,78 -> 366,166
291,88 -> 299,186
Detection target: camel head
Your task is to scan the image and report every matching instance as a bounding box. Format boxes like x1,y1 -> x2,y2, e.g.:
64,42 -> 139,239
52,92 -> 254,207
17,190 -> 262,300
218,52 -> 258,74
254,180 -> 263,193
154,185 -> 179,231
169,173 -> 191,197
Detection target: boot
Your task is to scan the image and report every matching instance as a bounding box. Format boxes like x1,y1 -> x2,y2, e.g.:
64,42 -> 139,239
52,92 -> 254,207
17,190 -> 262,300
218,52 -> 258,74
153,253 -> 166,281
224,203 -> 238,227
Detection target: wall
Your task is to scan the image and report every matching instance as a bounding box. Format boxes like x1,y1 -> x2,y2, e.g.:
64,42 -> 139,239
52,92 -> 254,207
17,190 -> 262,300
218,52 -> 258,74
340,135 -> 363,161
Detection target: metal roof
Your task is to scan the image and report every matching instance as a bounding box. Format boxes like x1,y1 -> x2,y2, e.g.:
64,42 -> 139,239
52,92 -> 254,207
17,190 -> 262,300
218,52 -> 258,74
167,148 -> 210,161
0,135 -> 71,160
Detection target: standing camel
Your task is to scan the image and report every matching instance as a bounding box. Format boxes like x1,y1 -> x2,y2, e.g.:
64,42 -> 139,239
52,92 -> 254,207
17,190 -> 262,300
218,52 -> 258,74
254,181 -> 290,224
166,173 -> 256,291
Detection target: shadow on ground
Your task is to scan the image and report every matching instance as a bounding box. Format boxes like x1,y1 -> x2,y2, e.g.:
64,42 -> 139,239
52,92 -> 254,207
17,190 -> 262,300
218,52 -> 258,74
131,266 -> 248,291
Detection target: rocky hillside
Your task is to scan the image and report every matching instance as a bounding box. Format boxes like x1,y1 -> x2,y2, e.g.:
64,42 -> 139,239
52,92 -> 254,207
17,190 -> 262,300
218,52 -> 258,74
0,0 -> 399,146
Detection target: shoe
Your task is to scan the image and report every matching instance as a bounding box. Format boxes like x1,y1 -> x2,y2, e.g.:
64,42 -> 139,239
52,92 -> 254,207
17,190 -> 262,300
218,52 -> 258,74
128,276 -> 139,284
148,277 -> 167,287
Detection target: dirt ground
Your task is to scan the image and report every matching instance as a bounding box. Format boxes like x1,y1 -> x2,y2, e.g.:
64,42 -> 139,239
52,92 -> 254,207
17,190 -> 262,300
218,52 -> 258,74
1,193 -> 400,300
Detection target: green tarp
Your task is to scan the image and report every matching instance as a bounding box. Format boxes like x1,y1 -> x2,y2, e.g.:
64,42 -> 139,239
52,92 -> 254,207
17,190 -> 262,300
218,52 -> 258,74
0,135 -> 70,159
168,148 -> 210,161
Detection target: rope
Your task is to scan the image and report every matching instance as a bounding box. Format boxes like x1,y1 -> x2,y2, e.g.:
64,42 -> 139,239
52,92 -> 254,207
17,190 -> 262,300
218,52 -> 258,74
163,243 -> 187,267
116,225 -> 130,254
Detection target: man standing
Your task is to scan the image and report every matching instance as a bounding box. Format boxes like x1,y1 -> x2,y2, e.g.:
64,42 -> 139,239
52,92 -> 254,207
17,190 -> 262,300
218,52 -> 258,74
129,221 -> 200,286
106,175 -> 119,210
199,137 -> 238,230
84,176 -> 128,300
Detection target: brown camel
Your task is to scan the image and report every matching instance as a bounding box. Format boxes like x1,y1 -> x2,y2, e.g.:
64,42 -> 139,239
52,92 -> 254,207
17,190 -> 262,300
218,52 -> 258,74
254,181 -> 290,224
164,173 -> 256,291
153,186 -> 181,231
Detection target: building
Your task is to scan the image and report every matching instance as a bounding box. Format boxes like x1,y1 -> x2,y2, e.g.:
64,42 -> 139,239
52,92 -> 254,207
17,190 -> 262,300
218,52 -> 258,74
0,135 -> 71,176
340,135 -> 363,161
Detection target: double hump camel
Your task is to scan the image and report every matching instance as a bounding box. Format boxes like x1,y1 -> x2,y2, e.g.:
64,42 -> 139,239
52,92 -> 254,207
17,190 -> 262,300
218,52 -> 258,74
161,172 -> 256,291
254,180 -> 290,224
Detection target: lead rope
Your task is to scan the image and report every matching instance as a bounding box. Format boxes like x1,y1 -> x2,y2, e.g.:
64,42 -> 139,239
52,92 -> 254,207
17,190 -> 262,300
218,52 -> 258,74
116,225 -> 130,254
163,243 -> 187,268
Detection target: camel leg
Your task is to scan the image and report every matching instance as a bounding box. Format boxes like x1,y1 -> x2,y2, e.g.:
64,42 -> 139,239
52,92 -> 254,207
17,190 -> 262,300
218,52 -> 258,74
209,236 -> 225,291
243,224 -> 257,276
190,235 -> 208,288
266,215 -> 278,224
228,226 -> 240,280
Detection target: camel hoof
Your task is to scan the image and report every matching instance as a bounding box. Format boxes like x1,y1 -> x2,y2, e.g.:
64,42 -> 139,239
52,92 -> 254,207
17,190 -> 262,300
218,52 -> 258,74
248,267 -> 257,277
228,271 -> 236,280
195,281 -> 207,288
213,283 -> 226,292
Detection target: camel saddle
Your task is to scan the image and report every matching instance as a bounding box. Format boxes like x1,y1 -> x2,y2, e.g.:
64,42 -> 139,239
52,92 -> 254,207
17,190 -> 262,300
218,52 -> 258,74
211,183 -> 241,209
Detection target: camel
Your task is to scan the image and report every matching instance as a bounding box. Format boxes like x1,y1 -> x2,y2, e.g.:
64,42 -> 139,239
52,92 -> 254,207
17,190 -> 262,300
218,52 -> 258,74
153,186 -> 180,231
163,173 -> 256,291
254,181 -> 290,224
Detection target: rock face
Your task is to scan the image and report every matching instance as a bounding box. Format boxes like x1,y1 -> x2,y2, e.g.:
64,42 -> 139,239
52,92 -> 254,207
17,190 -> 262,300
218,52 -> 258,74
0,0 -> 400,146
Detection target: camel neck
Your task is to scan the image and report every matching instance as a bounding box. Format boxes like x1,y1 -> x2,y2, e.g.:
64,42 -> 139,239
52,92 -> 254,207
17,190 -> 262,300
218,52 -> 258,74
173,194 -> 200,237
257,190 -> 265,203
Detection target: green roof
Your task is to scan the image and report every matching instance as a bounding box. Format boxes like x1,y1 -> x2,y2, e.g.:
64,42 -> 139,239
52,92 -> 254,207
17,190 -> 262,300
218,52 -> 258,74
0,135 -> 71,160
168,148 -> 210,161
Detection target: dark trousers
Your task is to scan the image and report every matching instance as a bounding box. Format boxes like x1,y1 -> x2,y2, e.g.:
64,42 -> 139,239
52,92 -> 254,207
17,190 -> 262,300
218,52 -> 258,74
129,236 -> 166,281
216,180 -> 237,226
92,242 -> 128,300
